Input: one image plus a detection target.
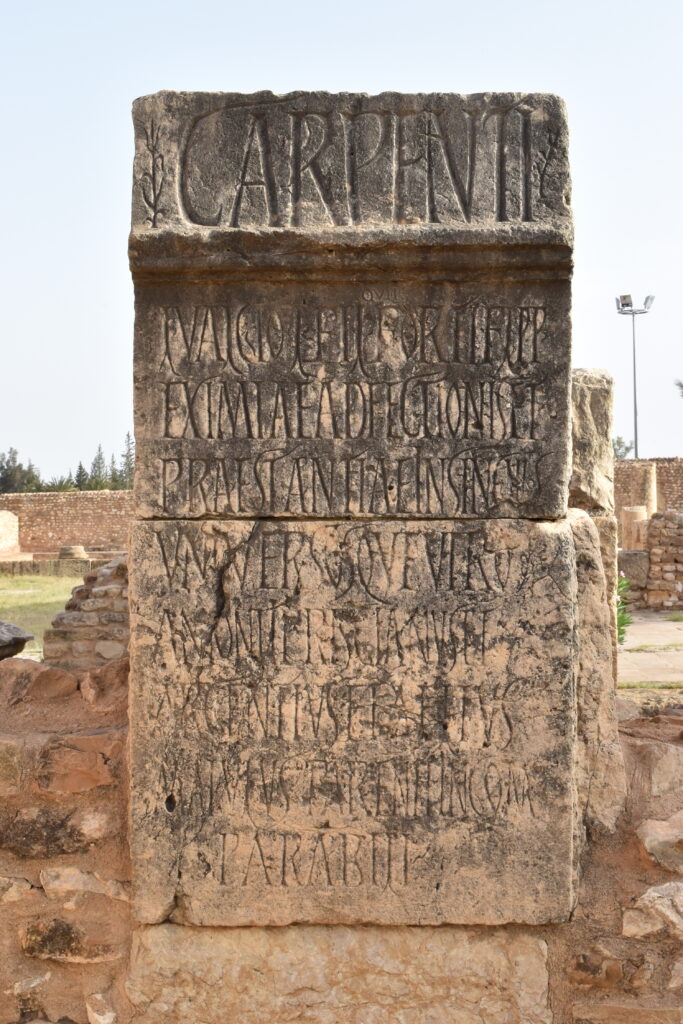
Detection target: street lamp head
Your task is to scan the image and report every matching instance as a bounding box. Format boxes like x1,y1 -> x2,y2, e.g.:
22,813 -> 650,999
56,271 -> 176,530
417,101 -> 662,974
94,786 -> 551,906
615,294 -> 654,315
615,291 -> 652,460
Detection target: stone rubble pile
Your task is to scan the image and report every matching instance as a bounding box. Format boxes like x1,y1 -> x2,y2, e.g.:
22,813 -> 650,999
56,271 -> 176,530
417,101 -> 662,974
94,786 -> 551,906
42,557 -> 129,672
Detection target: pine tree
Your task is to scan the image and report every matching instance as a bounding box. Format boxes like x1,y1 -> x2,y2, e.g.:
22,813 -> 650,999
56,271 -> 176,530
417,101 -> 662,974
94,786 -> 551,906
108,454 -> 121,488
75,462 -> 89,490
120,432 -> 135,489
89,445 -> 108,489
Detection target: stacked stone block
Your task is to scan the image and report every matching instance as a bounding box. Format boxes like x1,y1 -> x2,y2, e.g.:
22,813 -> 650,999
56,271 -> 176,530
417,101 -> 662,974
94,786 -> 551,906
123,90 -> 626,1021
43,557 -> 129,672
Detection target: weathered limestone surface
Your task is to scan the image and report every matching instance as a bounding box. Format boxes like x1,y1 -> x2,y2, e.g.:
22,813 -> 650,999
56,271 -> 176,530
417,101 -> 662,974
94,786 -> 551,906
126,924 -> 552,1024
570,369 -> 614,514
129,517 -> 579,926
572,1006 -> 683,1023
0,510 -> 19,555
622,882 -> 683,940
638,810 -> 683,874
621,504 -> 648,551
569,511 -> 624,833
131,92 -> 573,522
587,513 -> 619,683
43,557 -> 129,672
568,368 -> 618,681
619,548 -> 649,589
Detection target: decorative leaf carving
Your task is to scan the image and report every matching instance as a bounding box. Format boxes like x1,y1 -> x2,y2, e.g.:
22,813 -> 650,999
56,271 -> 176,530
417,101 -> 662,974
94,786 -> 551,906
137,121 -> 166,227
533,130 -> 561,200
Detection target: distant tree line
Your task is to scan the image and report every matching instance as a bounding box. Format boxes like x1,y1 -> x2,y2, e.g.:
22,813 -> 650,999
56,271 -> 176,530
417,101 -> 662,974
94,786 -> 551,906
0,435 -> 135,493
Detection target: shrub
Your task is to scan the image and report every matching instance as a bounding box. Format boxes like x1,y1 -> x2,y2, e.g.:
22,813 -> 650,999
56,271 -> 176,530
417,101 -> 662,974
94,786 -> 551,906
617,575 -> 632,645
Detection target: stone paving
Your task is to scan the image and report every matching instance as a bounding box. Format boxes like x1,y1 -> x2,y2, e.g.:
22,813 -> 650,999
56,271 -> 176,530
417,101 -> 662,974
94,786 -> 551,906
618,609 -> 683,688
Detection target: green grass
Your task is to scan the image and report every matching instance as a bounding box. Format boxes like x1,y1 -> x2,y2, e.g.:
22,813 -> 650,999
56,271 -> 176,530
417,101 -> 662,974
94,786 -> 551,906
666,612 -> 683,623
625,643 -> 683,653
617,681 -> 683,690
0,576 -> 76,659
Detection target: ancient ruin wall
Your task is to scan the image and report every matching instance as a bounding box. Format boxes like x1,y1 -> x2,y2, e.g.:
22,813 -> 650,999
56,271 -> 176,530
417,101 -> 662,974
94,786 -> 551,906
615,458 -> 683,518
655,458 -> 683,511
0,491 -> 134,553
642,510 -> 683,610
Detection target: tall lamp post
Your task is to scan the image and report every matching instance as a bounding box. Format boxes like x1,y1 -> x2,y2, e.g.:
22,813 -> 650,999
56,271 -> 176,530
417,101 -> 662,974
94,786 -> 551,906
615,294 -> 655,458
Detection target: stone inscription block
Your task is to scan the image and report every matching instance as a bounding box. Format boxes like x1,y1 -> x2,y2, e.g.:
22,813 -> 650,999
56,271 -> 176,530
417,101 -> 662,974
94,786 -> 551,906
131,91 -> 570,235
129,518 -> 577,926
134,279 -> 570,519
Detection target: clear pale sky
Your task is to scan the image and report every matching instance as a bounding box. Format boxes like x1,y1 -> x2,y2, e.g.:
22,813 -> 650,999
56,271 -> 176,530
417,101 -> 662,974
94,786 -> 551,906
1,0 -> 681,479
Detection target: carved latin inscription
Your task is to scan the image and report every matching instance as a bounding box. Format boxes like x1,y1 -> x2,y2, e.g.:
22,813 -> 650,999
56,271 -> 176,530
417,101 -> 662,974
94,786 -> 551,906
129,89 -> 577,932
132,92 -> 570,231
129,518 -> 577,926
135,282 -> 570,519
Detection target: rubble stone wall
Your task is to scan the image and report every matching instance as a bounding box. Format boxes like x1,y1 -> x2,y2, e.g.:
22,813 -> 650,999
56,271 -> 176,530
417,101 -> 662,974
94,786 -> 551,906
642,511 -> 683,610
619,512 -> 683,610
0,655 -> 130,1024
0,491 -> 134,554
